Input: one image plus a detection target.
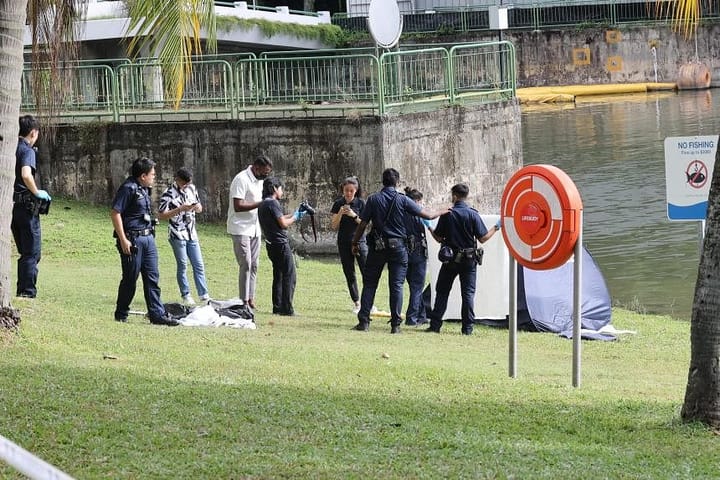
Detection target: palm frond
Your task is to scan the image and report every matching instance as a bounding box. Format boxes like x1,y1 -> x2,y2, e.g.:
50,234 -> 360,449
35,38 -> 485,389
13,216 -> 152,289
126,0 -> 217,109
655,0 -> 702,37
27,0 -> 86,138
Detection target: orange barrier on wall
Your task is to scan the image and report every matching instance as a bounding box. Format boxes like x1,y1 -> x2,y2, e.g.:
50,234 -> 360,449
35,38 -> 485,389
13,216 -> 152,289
677,62 -> 712,90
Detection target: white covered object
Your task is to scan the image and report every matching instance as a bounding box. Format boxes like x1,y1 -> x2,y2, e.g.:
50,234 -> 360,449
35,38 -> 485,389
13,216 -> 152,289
178,304 -> 257,329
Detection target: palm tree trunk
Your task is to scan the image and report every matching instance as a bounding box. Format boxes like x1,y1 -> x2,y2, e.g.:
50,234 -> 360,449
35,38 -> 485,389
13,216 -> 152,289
0,0 -> 29,307
682,144 -> 720,426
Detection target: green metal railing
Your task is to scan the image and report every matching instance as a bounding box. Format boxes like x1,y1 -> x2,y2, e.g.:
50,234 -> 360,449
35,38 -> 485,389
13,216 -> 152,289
237,53 -> 381,118
21,64 -> 118,120
21,41 -> 515,122
380,48 -> 451,113
115,60 -> 235,121
449,42 -> 516,104
333,0 -> 711,33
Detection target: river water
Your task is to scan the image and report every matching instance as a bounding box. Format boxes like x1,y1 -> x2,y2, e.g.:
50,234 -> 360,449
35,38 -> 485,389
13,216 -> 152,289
521,90 -> 720,319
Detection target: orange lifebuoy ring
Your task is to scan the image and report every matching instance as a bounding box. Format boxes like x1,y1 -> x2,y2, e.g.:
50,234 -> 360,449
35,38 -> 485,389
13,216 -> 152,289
500,165 -> 583,270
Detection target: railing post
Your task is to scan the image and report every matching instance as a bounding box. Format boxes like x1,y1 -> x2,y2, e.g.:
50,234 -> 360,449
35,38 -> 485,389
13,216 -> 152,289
376,54 -> 385,115
448,47 -> 456,105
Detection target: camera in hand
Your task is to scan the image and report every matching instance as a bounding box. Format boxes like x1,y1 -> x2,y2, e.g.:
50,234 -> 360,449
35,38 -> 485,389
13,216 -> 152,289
298,201 -> 316,216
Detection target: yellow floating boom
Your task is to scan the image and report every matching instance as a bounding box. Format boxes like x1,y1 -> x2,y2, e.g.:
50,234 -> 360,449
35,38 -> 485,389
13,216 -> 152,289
517,82 -> 677,104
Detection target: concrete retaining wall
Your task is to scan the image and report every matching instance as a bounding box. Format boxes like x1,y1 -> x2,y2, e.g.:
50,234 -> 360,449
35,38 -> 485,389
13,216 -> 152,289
42,101 -> 522,250
420,24 -> 720,87
509,25 -> 720,87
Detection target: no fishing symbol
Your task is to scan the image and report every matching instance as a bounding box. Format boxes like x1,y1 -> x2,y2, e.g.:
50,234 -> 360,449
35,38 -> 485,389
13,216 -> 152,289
685,160 -> 708,189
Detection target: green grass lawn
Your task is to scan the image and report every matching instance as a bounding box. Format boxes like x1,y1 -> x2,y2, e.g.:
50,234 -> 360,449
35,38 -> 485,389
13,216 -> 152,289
0,198 -> 714,479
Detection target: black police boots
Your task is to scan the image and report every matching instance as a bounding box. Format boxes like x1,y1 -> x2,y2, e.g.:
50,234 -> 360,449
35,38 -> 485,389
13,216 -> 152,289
149,313 -> 180,327
425,318 -> 442,333
352,321 -> 369,331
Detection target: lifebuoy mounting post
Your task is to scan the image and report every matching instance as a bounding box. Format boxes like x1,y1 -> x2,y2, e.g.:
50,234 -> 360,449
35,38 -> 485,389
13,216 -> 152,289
500,165 -> 584,387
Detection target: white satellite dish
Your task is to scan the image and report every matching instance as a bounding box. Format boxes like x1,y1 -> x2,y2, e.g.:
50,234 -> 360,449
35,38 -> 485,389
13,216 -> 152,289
367,0 -> 403,49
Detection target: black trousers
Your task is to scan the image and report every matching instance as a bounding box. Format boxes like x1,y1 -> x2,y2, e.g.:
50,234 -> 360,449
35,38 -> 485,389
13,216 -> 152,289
337,240 -> 367,303
429,260 -> 477,334
266,242 -> 296,315
11,204 -> 41,297
358,240 -> 408,327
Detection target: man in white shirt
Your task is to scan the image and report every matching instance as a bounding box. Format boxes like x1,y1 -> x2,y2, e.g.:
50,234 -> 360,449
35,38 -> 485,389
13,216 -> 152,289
227,154 -> 273,309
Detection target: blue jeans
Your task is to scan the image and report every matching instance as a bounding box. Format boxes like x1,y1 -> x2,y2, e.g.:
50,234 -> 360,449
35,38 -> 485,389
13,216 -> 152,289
169,237 -> 209,298
11,204 -> 41,297
358,239 -> 408,327
115,234 -> 165,321
429,260 -> 477,334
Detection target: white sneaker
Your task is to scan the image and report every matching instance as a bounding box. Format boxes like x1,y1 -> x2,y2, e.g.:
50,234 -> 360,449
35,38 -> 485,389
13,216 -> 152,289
182,295 -> 196,306
199,294 -> 211,303
370,305 -> 378,314
352,304 -> 361,314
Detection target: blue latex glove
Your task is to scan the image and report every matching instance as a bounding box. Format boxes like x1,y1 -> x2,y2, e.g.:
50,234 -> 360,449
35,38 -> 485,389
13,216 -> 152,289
35,190 -> 51,201
495,219 -> 502,230
421,218 -> 432,228
293,210 -> 306,221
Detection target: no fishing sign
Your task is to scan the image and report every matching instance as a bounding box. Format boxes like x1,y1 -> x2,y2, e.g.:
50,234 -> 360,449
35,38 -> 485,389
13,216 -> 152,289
664,135 -> 718,221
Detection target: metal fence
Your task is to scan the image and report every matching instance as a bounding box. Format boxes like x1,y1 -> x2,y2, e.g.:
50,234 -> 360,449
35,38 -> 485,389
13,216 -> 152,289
380,48 -> 451,112
333,0 -> 720,32
21,64 -> 117,119
21,41 -> 516,122
242,54 -> 381,116
115,60 -> 235,121
450,42 -> 516,104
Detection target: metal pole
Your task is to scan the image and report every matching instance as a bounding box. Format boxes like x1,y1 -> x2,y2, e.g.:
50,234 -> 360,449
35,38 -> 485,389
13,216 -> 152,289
0,434 -> 75,480
572,210 -> 583,387
509,255 -> 517,378
497,1 -> 505,85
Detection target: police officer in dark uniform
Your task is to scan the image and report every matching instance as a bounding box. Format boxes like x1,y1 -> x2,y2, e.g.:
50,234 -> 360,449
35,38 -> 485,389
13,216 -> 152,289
12,115 -> 50,298
426,183 -> 500,335
403,187 -> 430,326
351,168 -> 447,334
111,157 -> 178,326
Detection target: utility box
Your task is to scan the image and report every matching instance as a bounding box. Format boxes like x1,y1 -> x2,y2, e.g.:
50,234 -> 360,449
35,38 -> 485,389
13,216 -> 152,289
489,6 -> 508,30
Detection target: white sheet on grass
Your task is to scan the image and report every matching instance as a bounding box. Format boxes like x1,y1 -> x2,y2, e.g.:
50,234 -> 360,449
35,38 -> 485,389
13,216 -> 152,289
178,304 -> 256,329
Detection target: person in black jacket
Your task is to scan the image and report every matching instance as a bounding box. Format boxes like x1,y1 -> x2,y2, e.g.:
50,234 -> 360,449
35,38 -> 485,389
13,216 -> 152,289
426,183 -> 500,335
330,176 -> 367,313
257,177 -> 306,316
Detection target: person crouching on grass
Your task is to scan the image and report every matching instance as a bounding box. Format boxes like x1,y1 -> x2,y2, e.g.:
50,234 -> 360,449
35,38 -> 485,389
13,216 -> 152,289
257,177 -> 307,316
